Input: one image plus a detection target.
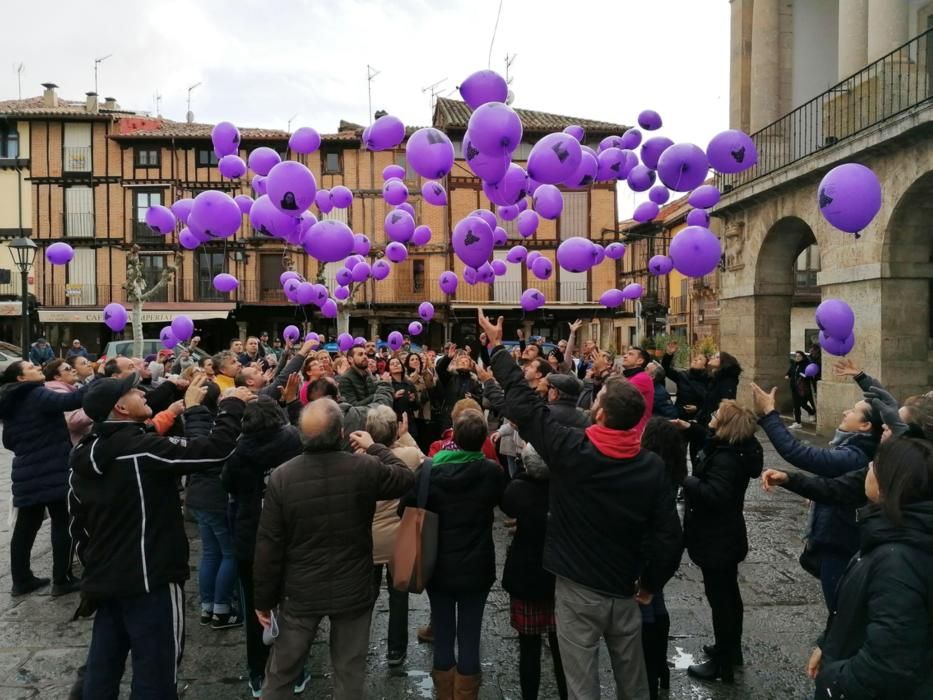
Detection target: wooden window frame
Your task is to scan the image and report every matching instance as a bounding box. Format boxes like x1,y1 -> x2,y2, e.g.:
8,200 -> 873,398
323,149 -> 343,174
135,146 -> 161,168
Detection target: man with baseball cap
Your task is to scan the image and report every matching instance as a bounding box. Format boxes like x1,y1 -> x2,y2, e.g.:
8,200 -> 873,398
69,373 -> 253,698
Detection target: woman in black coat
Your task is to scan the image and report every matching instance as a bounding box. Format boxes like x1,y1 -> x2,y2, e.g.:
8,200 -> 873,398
683,399 -> 763,683
501,444 -> 567,700
661,342 -> 711,466
701,352 -> 742,423
0,361 -> 87,596
806,437 -> 933,700
785,350 -> 816,427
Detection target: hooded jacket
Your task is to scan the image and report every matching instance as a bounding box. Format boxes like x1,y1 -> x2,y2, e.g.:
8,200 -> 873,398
815,502 -> 933,700
683,436 -> 764,568
0,381 -> 87,507
700,364 -> 741,424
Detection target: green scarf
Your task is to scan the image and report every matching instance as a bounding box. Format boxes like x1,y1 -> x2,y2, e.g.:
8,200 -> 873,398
432,449 -> 485,466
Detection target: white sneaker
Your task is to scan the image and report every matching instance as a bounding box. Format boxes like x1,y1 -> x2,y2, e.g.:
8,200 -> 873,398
790,422 -> 802,429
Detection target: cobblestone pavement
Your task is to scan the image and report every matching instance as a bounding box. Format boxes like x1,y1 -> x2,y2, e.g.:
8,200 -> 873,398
0,424 -> 831,699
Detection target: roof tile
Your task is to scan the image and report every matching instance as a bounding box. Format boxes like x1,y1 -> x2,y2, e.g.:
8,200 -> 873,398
432,97 -> 626,135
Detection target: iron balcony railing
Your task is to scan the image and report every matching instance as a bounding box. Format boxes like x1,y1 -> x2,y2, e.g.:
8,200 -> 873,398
63,146 -> 92,172
721,27 -> 932,191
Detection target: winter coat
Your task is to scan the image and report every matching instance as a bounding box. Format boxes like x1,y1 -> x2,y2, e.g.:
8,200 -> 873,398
622,367 -> 654,433
221,422 -> 303,561
65,346 -> 89,360
547,395 -> 592,429
185,406 -> 237,514
44,380 -> 94,445
390,377 -> 418,421
501,472 -> 553,601
760,411 -> 877,554
815,502 -> 933,700
661,354 -> 709,420
337,367 -> 378,407
372,439 -> 423,565
699,365 -> 740,424
399,454 -> 504,593
786,359 -> 813,400
29,342 -> 54,365
0,381 -> 87,507
490,347 -> 683,597
652,383 -> 679,419
69,400 -> 245,600
683,436 -> 764,569
435,354 -> 483,428
253,444 -> 416,616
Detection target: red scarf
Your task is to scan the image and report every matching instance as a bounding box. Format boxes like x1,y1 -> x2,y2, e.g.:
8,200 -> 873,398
585,424 -> 642,459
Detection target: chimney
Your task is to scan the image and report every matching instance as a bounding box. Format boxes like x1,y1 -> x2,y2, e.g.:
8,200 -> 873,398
41,82 -> 59,108
85,92 -> 99,114
103,96 -> 118,110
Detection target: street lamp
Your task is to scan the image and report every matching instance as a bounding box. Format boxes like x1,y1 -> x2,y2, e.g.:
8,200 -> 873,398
8,237 -> 37,360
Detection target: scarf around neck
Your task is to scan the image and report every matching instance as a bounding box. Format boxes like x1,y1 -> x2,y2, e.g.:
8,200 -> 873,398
585,424 -> 642,459
432,449 -> 485,466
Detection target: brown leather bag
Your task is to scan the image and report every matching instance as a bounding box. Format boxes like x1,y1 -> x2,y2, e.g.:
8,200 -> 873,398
389,459 -> 438,593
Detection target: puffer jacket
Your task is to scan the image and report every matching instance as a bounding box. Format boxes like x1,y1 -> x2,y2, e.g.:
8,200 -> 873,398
815,502 -> 933,700
183,407 -> 230,513
0,381 -> 87,507
44,380 -> 94,445
683,436 -> 764,569
253,443 -> 416,616
652,383 -> 679,419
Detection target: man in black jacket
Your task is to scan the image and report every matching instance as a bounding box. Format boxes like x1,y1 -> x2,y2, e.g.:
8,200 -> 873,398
337,345 -> 378,407
479,310 -> 682,700
69,373 -> 252,698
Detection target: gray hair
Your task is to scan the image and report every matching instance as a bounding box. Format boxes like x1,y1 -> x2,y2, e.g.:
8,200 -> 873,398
647,361 -> 666,385
212,350 -> 237,369
301,398 -> 345,452
365,405 -> 398,447
521,443 -> 550,480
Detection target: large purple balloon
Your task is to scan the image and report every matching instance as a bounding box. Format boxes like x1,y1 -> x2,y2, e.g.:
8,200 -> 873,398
250,194 -> 299,238
320,298 -> 338,318
686,209 -> 711,227
527,133 -> 582,185
422,180 -> 447,206
669,226 -> 722,277
458,69 -> 509,109
211,121 -> 240,158
641,136 -> 674,170
336,267 -> 353,287
648,255 -> 674,275
406,128 -> 454,179
467,103 -> 522,156
819,330 -> 856,357
330,185 -> 353,209
498,204 -> 519,222
439,271 -> 458,295
532,184 -> 563,220
485,164 -> 529,206
531,256 -> 553,280
507,245 -> 528,263
385,242 -> 408,263
620,128 -> 642,150
815,299 -> 855,339
521,288 -> 545,312
597,147 -> 627,181
689,184 -> 721,209
159,327 -> 178,350
605,242 -> 626,260
171,198 -> 194,223
470,209 -> 498,231
103,302 -> 128,332
351,262 -> 371,283
557,237 -> 596,273
649,185 -> 670,205
818,163 -> 882,234
452,216 -> 494,268
706,129 -> 758,174
626,165 -> 656,192
353,233 -> 371,256
633,201 -> 660,223
289,127 -> 321,154
412,225 -> 431,246
178,228 -> 199,250
491,259 -> 507,276
418,301 -> 435,322
462,133 -> 511,183
598,135 -> 624,152
247,147 -> 281,176
622,283 -> 644,300
383,164 -> 406,181
638,110 -> 662,131
234,194 -> 254,215
218,154 -> 247,179
145,205 -> 176,234
213,273 -> 239,293
267,161 -> 317,213
408,321 -> 423,336
365,115 -> 405,151
600,289 -> 624,308
337,332 -> 354,352
562,149 -> 598,189
476,262 -> 495,284
372,259 -> 391,280
385,209 -> 415,243
517,209 -> 539,238
382,179 -> 409,206
657,143 -> 709,192
171,315 -> 194,342
295,282 -> 316,305
283,278 -> 301,302
189,191 -> 242,238
304,219 -> 355,262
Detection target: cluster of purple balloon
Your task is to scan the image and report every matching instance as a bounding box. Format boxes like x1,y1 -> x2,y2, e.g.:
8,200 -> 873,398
815,299 -> 856,356
157,315 -> 195,351
279,271 -> 339,319
599,284 -> 645,308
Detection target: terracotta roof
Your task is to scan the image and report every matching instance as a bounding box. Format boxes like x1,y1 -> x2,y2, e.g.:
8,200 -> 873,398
432,97 -> 626,135
112,119 -> 290,140
0,95 -> 135,118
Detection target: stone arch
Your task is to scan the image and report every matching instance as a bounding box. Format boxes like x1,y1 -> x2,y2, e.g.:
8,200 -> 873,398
754,216 -> 818,296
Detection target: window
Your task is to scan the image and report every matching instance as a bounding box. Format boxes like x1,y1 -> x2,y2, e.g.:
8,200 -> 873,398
795,244 -> 820,290
412,259 -> 425,293
559,191 -> 588,239
0,122 -> 19,159
493,250 -> 521,303
197,252 -> 226,300
135,147 -> 160,168
66,248 -> 96,305
323,150 -> 342,174
134,190 -> 165,241
322,207 -> 350,226
260,254 -> 284,301
394,153 -> 417,183
140,254 -> 168,302
197,148 -> 219,167
559,268 -> 587,302
64,186 -> 94,237
63,123 -> 92,172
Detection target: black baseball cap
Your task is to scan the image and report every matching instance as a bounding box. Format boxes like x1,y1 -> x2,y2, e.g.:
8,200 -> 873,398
83,373 -> 141,422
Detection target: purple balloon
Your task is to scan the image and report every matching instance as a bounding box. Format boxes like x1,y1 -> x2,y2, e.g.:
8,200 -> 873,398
526,251 -> 542,268
145,205 -> 176,234
689,185 -> 721,209
280,271 -> 301,285
476,262 -> 495,284
819,330 -> 856,357
103,302 -> 128,332
337,332 -> 354,352
470,209 -> 498,231
386,331 -> 404,351
321,299 -> 338,318
251,175 -> 267,196
641,136 -> 674,170
382,179 -> 409,206
605,242 -> 626,260
620,128 -> 642,150
385,242 -> 408,263
467,103 -> 522,157
633,201 -> 660,223
527,133 -> 582,185
649,185 -> 671,205
353,233 -> 371,256
351,262 -> 371,283
498,204 -> 519,222
211,121 -> 240,158
171,315 -> 194,342
686,209 -> 711,227
408,321 -> 423,336
804,363 -> 820,378
406,127 -> 454,179
334,286 -> 350,300
622,283 -> 644,300
648,255 -> 674,275
247,147 -> 281,176
452,216 -> 494,268
267,160 -> 317,213
521,288 -> 545,312
439,271 -> 458,295
279,325 -> 299,343
189,191 -> 242,238
418,301 -> 435,322
493,226 -> 508,247
412,225 -> 432,246
305,331 -> 320,345
213,273 -> 239,293
234,194 -> 253,215
598,136 -> 623,152
46,242 -> 74,265
422,180 -> 448,206
657,143 -> 709,192
491,259 -> 507,276
484,164 -> 529,206
626,165 -> 656,192
516,198 -> 529,212
563,125 -> 586,143
311,284 -> 329,307
289,127 -> 321,154
336,267 -> 353,287
532,184 -> 563,220
178,227 -> 199,250
597,147 -> 627,181
462,132 -> 512,183
171,198 -> 194,223
531,256 -> 553,280
516,209 -> 539,238
818,163 -> 882,234
638,110 -> 662,131
463,266 -> 478,286
600,289 -> 625,308
459,69 -> 508,109
330,185 -> 353,209
815,299 -> 856,339
304,219 -> 355,262
218,154 -> 247,179
385,209 -> 416,243
557,237 -> 595,273
345,255 -> 363,270
383,164 -> 406,181
562,150 -> 598,189
295,282 -> 316,305
706,129 -> 758,174
371,259 -> 391,281
250,194 -> 299,238
159,327 -> 178,350
507,245 -> 527,263
669,226 -> 722,277
365,114 -> 405,151
394,202 -> 416,219
592,244 -> 606,266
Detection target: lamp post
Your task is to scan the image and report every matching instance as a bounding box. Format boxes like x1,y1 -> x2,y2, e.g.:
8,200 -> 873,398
8,237 -> 37,360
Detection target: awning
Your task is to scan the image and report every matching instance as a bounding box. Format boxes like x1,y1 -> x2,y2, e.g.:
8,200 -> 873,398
0,302 -> 24,317
38,304 -> 234,324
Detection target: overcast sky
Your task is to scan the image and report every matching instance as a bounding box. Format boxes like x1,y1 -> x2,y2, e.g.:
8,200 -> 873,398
6,0 -> 730,217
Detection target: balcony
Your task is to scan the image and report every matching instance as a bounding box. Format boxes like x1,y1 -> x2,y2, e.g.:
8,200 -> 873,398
63,212 -> 95,238
721,28 -> 932,191
63,146 -> 92,173
669,295 -> 688,316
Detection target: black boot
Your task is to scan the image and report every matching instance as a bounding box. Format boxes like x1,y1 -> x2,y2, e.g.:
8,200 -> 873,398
641,623 -> 660,700
702,643 -> 744,666
688,654 -> 734,684
11,575 -> 49,597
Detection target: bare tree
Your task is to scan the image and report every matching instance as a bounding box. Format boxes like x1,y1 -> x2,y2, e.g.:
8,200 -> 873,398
124,244 -> 182,357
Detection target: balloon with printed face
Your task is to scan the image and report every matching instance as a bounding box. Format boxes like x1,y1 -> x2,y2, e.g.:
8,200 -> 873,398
819,330 -> 855,356
706,129 -> 757,174
648,255 -> 675,275
815,299 -> 856,339
408,321 -> 423,336
467,102 -> 523,156
218,154 -> 247,179
330,185 -> 353,209
289,127 -> 321,154
353,233 -> 371,256
686,208 -> 711,227
211,121 -> 240,157
382,178 -> 409,206
531,256 -> 553,280
412,225 -> 432,246
212,273 -> 239,293
649,185 -> 670,205
557,237 -> 596,273
532,184 -> 564,220
641,136 -> 674,170
452,216 -> 494,268
626,165 -> 656,192
418,301 -> 435,322
439,271 -> 458,295
159,327 -> 178,350
600,289 -> 625,308
103,303 -> 128,332
371,259 -> 391,281
638,110 -> 662,131
267,160 -> 317,213
669,226 -> 722,277
422,180 -> 448,206
406,127 -> 455,179
365,114 -> 405,151
605,242 -> 626,260
46,242 -> 74,265
527,133 -> 582,185
385,209 -> 415,243
458,69 -> 509,109
383,164 -> 406,181
247,147 -> 281,176
817,163 -> 882,234
145,205 -> 176,234
657,143 -> 710,192
385,242 -> 408,263
170,315 -> 194,342
303,219 -> 355,263
521,288 -> 545,312
189,191 -> 242,238
462,132 -> 511,183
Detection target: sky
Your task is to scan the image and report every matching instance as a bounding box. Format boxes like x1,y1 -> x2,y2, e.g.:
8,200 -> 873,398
5,0 -> 730,218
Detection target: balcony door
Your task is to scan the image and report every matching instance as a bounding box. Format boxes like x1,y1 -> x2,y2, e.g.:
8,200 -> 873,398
63,123 -> 91,172
260,254 -> 285,301
66,248 -> 96,305
197,251 -> 226,301
140,254 -> 168,302
64,186 -> 94,238
134,190 -> 166,243
493,250 -> 521,303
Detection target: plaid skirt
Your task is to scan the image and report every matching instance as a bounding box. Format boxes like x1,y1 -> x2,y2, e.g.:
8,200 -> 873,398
510,597 -> 556,635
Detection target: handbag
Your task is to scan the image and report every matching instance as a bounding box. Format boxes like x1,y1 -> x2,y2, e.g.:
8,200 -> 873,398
389,459 -> 439,594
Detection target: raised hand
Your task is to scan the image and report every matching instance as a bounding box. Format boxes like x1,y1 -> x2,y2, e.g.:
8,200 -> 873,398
184,374 -> 208,408
750,383 -> 777,416
833,358 -> 860,377
477,308 -> 504,348
476,364 -> 493,382
283,372 -> 301,403
568,318 -> 583,334
665,341 -> 679,355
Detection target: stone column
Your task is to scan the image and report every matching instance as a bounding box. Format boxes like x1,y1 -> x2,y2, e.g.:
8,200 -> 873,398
749,0 -> 781,131
867,0 -> 909,62
236,321 -> 247,340
838,0 -> 868,79
368,318 -> 379,340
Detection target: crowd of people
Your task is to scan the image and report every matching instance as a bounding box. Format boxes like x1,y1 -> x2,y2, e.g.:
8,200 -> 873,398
0,315 -> 930,700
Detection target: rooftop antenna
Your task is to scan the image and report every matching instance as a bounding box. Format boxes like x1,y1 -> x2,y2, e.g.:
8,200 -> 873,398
366,64 -> 381,125
186,81 -> 201,123
14,63 -> 24,99
422,78 -> 447,116
154,91 -> 162,118
504,53 -> 517,105
94,54 -> 112,96
287,113 -> 299,133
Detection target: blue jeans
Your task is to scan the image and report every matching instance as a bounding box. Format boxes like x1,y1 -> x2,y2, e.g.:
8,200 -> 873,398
428,588 -> 489,675
191,508 -> 237,615
819,550 -> 851,611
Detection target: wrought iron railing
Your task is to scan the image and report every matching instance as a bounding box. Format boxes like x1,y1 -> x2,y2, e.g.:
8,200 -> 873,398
63,146 -> 92,172
721,28 -> 932,191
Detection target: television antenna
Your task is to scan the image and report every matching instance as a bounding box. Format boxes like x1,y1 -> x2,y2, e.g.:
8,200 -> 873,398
154,91 -> 162,118
504,53 -> 517,105
13,63 -> 24,99
186,82 -> 202,123
287,113 -> 300,133
367,64 -> 381,125
422,78 -> 447,116
94,54 -> 112,96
